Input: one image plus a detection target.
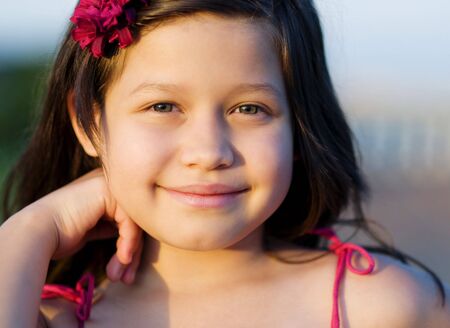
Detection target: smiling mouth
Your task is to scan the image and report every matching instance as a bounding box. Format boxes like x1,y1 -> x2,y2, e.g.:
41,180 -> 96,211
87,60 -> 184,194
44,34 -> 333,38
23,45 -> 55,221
158,185 -> 249,209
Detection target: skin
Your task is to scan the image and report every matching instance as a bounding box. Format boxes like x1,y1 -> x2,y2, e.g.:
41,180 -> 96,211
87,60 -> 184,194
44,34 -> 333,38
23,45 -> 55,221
55,13 -> 302,325
81,13 -> 294,292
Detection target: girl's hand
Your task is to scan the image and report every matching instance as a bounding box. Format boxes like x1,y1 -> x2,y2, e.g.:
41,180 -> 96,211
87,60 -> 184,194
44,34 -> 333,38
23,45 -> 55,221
29,168 -> 143,284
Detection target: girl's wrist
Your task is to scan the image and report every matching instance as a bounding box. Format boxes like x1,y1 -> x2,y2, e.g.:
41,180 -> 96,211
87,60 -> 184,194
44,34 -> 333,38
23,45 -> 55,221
8,204 -> 59,260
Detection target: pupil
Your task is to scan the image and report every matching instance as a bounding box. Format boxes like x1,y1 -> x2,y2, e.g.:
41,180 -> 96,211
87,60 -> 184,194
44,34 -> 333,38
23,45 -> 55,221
155,103 -> 172,112
241,105 -> 257,114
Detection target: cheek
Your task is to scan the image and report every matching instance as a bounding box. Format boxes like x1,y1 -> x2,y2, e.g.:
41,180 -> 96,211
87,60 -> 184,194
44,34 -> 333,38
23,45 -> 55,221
264,130 -> 294,219
243,123 -> 293,179
102,122 -> 173,197
239,122 -> 294,214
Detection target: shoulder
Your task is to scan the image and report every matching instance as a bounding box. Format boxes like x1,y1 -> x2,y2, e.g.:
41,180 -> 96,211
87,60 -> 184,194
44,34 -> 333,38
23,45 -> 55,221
39,298 -> 78,328
272,245 -> 450,328
341,252 -> 450,328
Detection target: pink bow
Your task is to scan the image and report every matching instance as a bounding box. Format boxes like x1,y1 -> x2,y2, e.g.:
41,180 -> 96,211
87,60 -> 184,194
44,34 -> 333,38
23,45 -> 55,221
41,272 -> 95,327
310,228 -> 375,328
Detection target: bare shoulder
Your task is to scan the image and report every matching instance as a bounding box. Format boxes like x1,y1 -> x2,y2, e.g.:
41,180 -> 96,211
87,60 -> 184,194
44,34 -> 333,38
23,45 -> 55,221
273,245 -> 450,327
39,298 -> 78,328
342,252 -> 450,328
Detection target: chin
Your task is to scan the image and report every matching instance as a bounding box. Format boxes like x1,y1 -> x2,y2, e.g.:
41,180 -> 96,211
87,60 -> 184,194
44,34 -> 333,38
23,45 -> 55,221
153,226 -> 256,251
166,234 -> 237,251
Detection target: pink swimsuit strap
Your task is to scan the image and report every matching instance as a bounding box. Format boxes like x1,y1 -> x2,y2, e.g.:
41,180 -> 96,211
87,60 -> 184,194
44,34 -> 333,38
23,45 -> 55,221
41,272 -> 94,328
40,228 -> 374,328
309,227 -> 375,328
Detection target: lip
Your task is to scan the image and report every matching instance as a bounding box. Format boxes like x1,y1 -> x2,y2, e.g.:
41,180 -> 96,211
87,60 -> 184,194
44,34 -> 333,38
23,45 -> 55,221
163,183 -> 249,195
159,184 -> 249,208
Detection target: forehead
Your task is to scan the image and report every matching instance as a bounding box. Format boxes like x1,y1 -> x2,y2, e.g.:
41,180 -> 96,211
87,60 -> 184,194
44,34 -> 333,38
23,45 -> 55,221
107,13 -> 284,99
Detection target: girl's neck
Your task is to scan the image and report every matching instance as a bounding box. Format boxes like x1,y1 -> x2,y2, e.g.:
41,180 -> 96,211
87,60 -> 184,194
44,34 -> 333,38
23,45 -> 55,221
135,226 -> 275,293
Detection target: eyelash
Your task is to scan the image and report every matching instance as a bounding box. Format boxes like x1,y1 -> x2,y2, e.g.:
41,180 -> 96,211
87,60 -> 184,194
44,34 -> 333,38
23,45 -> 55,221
145,103 -> 268,116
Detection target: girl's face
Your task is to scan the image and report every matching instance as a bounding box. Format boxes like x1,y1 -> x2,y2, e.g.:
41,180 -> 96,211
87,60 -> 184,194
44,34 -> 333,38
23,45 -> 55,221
101,13 -> 293,250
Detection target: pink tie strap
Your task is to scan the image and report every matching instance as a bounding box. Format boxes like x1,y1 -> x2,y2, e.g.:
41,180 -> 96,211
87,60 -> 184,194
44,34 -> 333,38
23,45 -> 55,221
309,228 -> 375,328
41,272 -> 95,328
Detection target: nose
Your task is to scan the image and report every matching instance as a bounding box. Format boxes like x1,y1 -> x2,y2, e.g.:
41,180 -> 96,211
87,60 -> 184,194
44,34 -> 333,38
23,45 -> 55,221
179,112 -> 234,171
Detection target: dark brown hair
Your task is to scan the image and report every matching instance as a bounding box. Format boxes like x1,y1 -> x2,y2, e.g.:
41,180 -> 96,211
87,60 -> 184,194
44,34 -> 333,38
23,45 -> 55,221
1,0 -> 446,305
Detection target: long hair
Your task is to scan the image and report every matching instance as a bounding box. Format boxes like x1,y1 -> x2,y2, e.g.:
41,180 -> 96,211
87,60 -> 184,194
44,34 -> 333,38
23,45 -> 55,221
1,0 -> 446,305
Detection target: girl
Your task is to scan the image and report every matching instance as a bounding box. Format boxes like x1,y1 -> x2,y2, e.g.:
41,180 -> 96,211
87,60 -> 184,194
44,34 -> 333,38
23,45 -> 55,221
1,0 -> 449,327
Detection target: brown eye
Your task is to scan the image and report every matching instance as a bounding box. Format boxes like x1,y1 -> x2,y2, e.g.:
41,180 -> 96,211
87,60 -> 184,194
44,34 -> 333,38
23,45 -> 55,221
151,103 -> 174,112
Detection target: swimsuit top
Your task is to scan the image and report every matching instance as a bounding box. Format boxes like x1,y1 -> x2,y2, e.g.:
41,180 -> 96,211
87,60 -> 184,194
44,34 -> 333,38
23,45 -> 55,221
41,228 -> 375,328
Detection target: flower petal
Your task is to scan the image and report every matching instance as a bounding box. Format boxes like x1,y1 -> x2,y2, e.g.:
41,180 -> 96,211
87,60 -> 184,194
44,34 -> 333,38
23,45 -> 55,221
71,0 -> 148,57
72,21 -> 98,48
91,36 -> 105,58
116,27 -> 133,48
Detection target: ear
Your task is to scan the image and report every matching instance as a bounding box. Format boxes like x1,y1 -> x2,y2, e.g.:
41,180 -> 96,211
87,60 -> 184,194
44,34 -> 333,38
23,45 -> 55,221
67,91 -> 100,157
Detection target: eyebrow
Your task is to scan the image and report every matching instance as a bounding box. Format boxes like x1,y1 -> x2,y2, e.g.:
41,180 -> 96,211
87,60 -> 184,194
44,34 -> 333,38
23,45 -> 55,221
129,81 -> 283,99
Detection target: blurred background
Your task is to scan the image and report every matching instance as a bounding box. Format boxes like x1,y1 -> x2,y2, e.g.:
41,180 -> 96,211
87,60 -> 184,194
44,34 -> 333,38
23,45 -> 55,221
1,1 -> 449,283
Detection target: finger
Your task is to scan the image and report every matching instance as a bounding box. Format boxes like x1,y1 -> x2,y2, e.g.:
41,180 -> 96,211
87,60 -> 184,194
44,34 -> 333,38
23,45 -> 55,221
106,254 -> 126,282
121,236 -> 144,285
115,216 -> 142,265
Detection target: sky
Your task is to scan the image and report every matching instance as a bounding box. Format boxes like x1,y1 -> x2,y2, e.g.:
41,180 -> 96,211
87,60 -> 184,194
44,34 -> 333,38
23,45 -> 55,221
315,0 -> 450,109
1,0 -> 449,114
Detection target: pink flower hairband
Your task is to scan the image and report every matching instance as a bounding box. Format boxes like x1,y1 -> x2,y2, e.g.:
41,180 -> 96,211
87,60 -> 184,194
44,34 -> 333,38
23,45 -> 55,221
70,0 -> 150,58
